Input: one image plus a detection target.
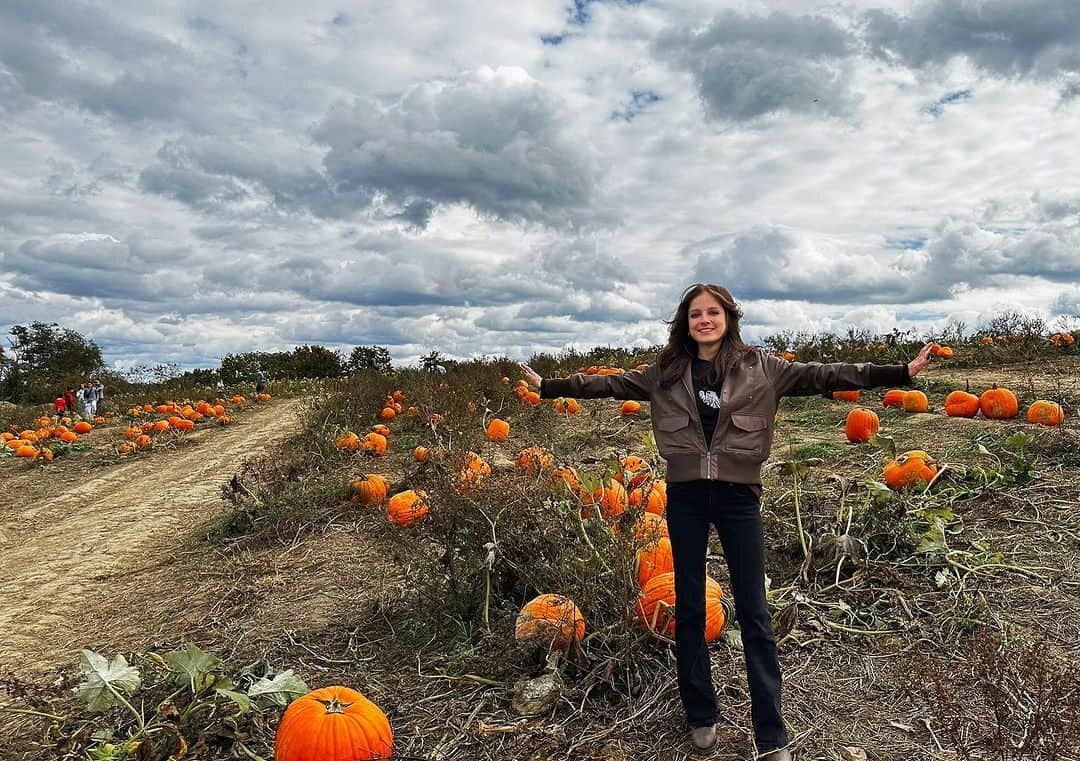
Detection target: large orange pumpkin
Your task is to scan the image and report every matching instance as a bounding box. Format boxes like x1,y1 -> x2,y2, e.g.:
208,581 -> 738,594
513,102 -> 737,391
631,512 -> 669,546
613,455 -> 650,488
636,572 -> 725,642
901,390 -> 929,413
73,421 -> 93,434
620,400 -> 642,417
944,390 -> 980,418
883,450 -> 938,490
275,685 -> 392,761
636,537 -> 674,588
553,397 -> 580,414
486,418 -> 510,441
514,594 -> 585,650
1026,400 -> 1064,426
361,432 -> 388,457
336,431 -> 361,452
387,489 -> 429,526
349,474 -> 390,505
844,408 -> 880,443
645,479 -> 667,516
882,389 -> 906,408
979,385 -> 1018,419
582,479 -> 628,521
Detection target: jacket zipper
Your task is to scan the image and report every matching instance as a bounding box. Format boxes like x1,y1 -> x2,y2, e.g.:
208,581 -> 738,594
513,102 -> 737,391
682,374 -> 711,479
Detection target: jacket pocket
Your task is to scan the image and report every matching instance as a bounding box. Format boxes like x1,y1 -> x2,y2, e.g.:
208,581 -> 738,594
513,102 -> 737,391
652,414 -> 698,456
725,413 -> 769,455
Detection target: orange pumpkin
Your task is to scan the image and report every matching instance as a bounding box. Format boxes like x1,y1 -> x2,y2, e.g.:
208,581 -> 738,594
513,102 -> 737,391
901,390 -> 929,413
637,572 -> 724,642
15,444 -> 38,459
73,421 -> 93,434
620,400 -> 642,417
552,397 -> 580,414
135,434 -> 152,448
1026,400 -> 1064,426
336,432 -> 361,452
514,594 -> 585,650
944,390 -> 980,418
458,452 -> 492,490
551,466 -> 580,495
515,445 -> 553,473
832,390 -> 861,403
631,512 -> 669,546
582,479 -> 628,521
645,480 -> 667,516
522,390 -> 541,406
844,408 -> 880,443
361,432 -> 388,457
882,389 -> 906,408
979,385 -> 1018,419
636,537 -> 674,588
350,474 -> 390,505
413,446 -> 429,463
486,418 -> 510,441
275,686 -> 392,761
883,450 -> 938,490
387,489 -> 429,526
612,455 -> 650,487
371,424 -> 390,437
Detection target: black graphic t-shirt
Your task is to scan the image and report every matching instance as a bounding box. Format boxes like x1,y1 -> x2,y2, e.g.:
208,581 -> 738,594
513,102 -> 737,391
691,357 -> 724,446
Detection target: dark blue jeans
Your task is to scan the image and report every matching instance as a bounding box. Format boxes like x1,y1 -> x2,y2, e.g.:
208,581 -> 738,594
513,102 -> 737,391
666,479 -> 789,754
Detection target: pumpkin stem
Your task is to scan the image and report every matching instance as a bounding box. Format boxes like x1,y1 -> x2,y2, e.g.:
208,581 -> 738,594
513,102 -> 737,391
317,697 -> 353,714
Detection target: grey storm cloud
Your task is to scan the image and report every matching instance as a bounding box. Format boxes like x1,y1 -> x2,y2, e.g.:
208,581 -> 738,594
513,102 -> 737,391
863,0 -> 1080,79
656,11 -> 859,121
312,66 -> 597,227
690,215 -> 1080,305
2,234 -> 199,302
0,0 -> 207,126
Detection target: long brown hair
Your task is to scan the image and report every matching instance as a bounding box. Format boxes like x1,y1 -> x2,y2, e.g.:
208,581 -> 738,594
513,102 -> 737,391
657,283 -> 751,388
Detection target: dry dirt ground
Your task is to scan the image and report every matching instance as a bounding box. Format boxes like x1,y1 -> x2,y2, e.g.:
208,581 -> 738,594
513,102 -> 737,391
0,397 -> 309,676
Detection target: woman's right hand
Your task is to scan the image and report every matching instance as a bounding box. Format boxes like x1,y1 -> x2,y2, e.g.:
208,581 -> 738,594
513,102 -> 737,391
518,363 -> 542,388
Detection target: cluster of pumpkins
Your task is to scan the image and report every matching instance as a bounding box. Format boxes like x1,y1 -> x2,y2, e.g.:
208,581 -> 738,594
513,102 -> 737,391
1,412 -> 115,461
112,394 -> 270,455
833,383 -> 1065,491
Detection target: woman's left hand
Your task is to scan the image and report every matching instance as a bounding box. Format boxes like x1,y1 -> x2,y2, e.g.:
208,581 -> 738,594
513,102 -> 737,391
908,342 -> 936,378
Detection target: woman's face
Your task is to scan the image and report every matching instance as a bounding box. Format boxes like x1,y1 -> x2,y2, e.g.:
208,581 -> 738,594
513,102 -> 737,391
687,291 -> 727,350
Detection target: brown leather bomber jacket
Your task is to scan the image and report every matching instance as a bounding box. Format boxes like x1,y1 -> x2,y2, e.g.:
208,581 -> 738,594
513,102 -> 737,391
541,348 -> 910,492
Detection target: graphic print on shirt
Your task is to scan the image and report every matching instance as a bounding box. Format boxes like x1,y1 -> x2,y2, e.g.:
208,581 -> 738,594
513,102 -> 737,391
699,389 -> 721,409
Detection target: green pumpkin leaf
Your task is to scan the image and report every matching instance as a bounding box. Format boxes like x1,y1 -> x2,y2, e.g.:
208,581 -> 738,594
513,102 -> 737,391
248,669 -> 311,708
867,433 -> 896,458
74,650 -> 141,713
164,643 -> 221,687
216,688 -> 251,713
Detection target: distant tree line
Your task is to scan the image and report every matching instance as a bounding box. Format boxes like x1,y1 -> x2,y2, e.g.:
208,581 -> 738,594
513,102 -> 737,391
0,321 -> 400,404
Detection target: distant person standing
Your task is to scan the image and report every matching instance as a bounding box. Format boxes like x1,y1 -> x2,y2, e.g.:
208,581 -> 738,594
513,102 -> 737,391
64,388 -> 77,415
54,394 -> 67,417
215,378 -> 225,395
255,374 -> 267,395
94,381 -> 105,414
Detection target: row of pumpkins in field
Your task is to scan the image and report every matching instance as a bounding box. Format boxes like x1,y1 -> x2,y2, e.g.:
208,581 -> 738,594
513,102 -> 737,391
832,384 -> 1065,426
0,394 -> 272,461
1,411 -> 117,461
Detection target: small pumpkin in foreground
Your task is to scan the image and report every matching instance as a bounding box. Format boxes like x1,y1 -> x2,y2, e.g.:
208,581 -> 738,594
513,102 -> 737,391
1026,400 -> 1064,426
514,594 -> 585,650
620,400 -> 642,417
844,408 -> 880,443
883,450 -> 938,490
486,418 -> 510,441
832,390 -> 860,403
275,685 -> 392,761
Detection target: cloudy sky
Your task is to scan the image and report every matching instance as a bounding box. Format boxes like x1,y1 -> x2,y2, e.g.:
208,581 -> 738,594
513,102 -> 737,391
2,0 -> 1079,370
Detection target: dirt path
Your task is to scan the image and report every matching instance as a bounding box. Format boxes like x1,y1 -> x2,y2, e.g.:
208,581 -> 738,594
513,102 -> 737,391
0,397 -> 309,674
